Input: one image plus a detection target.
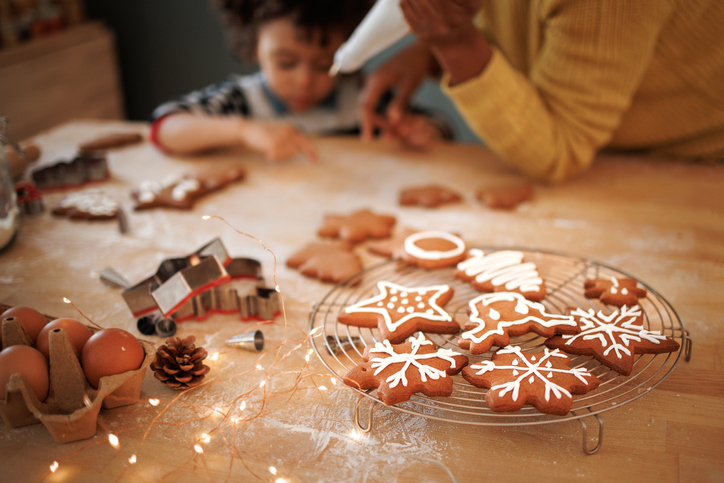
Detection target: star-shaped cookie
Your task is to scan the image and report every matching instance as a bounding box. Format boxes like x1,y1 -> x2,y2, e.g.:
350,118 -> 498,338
317,209 -> 396,244
459,292 -> 579,355
337,281 -> 459,343
583,277 -> 647,307
344,333 -> 468,406
286,241 -> 362,284
399,184 -> 462,208
462,346 -> 600,415
545,305 -> 680,376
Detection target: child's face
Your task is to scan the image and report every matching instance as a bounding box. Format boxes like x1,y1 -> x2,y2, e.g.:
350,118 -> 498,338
256,18 -> 345,113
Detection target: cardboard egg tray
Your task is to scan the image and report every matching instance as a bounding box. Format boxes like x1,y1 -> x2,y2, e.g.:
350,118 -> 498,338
0,315 -> 155,443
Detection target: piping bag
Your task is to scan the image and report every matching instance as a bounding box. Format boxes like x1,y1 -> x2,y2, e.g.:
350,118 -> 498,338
330,0 -> 410,75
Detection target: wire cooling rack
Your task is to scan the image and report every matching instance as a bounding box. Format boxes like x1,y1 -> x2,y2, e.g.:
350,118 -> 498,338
308,248 -> 691,453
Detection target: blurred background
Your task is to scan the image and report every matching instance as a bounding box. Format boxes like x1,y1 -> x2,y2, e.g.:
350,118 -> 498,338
0,0 -> 480,143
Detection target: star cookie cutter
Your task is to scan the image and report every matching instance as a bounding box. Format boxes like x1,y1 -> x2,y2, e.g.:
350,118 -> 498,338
31,152 -> 109,190
101,238 -> 280,322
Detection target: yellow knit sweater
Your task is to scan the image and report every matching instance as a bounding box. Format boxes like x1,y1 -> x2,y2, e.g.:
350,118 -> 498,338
442,0 -> 724,182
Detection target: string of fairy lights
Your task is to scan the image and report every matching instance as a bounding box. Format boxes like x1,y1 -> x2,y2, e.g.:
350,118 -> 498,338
40,216 -> 372,481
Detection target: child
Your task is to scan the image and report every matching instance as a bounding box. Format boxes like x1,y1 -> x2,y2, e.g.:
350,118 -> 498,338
150,0 -> 452,162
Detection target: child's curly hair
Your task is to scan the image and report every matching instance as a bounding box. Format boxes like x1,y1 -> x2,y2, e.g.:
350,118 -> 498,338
215,0 -> 373,62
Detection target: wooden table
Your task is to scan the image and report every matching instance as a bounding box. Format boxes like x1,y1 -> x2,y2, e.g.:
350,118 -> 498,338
0,121 -> 722,482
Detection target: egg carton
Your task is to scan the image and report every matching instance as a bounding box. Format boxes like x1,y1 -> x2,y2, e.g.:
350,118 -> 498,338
0,317 -> 155,443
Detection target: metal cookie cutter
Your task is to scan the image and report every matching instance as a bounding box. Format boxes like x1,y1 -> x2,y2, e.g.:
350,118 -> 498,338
101,238 -> 280,322
15,181 -> 44,216
31,152 -> 109,190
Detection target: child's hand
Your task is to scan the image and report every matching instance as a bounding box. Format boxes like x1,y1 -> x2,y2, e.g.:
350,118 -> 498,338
238,120 -> 318,162
382,113 -> 447,150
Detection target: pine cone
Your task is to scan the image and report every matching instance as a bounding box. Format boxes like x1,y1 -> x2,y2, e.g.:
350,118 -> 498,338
151,335 -> 210,390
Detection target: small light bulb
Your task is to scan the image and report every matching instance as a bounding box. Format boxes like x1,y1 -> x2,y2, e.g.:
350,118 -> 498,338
194,444 -> 204,454
129,455 -> 137,464
210,352 -> 219,361
108,434 -> 119,448
259,380 -> 266,388
318,386 -> 328,391
269,466 -> 278,475
63,297 -> 71,304
50,462 -> 59,473
148,398 -> 160,406
201,433 -> 211,443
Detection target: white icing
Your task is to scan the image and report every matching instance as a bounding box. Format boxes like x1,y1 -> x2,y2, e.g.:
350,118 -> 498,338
343,281 -> 453,333
470,346 -> 595,402
403,231 -> 466,261
461,292 -> 577,346
171,178 -> 201,201
457,249 -> 543,293
562,305 -> 670,360
58,189 -> 119,216
368,333 -> 463,388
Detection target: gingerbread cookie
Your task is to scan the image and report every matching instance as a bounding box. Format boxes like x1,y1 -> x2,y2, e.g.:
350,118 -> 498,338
545,305 -> 680,376
456,249 -> 546,301
462,346 -> 600,415
399,185 -> 462,208
286,241 -> 363,284
459,292 -> 579,355
52,189 -> 119,220
367,227 -> 417,259
402,231 -> 468,269
476,182 -> 533,210
584,277 -> 647,307
132,169 -> 245,210
79,132 -> 144,153
318,209 -> 396,244
344,333 -> 468,406
337,281 -> 459,343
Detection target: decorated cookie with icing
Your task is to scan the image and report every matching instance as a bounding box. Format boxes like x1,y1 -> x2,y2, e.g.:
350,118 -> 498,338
459,292 -> 579,355
402,231 -> 468,269
456,249 -> 547,301
545,305 -> 680,376
51,189 -> 119,220
475,182 -> 533,210
132,168 -> 245,210
399,184 -> 462,208
337,281 -> 459,343
462,346 -> 599,415
583,277 -> 647,307
317,209 -> 396,244
286,241 -> 363,284
344,333 -> 468,406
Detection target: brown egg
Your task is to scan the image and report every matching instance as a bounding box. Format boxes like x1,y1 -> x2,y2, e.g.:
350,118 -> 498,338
0,345 -> 50,401
36,318 -> 93,360
1,306 -> 48,342
81,328 -> 145,389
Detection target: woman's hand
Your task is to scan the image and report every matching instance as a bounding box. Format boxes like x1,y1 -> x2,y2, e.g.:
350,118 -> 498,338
237,120 -> 318,162
400,0 -> 491,86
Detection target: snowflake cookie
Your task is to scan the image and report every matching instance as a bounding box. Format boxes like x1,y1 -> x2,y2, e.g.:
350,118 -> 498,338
545,305 -> 680,376
583,277 -> 647,307
459,292 -> 579,355
344,333 -> 468,406
456,249 -> 546,301
462,346 -> 600,415
399,184 -> 462,208
337,281 -> 460,343
286,241 -> 363,284
317,209 -> 396,244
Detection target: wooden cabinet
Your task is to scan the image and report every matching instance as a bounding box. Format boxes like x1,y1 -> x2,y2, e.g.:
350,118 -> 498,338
0,21 -> 124,141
